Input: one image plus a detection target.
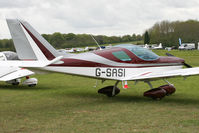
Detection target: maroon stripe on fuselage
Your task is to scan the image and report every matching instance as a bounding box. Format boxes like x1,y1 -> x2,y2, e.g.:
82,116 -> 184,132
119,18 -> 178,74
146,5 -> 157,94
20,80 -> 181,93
20,23 -> 55,60
49,58 -> 183,68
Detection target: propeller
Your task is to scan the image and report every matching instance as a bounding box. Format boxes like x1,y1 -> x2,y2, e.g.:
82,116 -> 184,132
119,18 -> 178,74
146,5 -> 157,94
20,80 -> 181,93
183,63 -> 192,68
166,53 -> 192,68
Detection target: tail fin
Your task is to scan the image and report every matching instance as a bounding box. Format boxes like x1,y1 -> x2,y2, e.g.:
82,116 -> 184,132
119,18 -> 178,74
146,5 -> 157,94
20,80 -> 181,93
179,38 -> 182,46
6,19 -> 37,60
6,19 -> 60,61
159,43 -> 162,48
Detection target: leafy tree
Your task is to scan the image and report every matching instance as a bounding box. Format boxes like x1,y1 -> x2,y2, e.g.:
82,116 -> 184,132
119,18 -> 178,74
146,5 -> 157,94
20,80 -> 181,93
131,34 -> 137,41
50,32 -> 65,48
148,19 -> 199,47
63,33 -> 76,41
122,35 -> 131,42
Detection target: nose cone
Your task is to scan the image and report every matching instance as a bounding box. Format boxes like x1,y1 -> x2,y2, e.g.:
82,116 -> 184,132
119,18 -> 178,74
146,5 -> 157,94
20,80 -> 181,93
158,56 -> 185,64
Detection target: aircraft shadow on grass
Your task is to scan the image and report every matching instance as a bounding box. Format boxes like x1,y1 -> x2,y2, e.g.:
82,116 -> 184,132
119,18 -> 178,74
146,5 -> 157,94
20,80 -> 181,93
0,84 -> 53,90
0,84 -> 199,106
59,91 -> 199,106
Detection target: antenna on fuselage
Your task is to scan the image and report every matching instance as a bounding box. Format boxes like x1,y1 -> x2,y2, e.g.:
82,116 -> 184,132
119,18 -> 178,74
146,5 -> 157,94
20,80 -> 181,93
90,34 -> 102,50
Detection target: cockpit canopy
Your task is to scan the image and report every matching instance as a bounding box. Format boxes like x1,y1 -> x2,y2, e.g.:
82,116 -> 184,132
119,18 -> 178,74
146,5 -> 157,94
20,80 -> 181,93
2,51 -> 19,60
114,44 -> 159,61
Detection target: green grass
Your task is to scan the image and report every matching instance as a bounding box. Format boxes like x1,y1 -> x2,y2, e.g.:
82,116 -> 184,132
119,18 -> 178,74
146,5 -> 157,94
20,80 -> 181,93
84,40 -> 144,48
1,50 -> 199,133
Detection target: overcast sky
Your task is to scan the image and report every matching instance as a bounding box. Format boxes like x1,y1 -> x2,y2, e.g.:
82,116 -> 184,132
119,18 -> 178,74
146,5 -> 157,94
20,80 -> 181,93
0,0 -> 199,39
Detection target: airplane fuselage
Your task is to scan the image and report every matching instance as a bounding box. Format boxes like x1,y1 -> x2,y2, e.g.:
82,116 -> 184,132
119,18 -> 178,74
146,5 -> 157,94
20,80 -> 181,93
41,46 -> 184,81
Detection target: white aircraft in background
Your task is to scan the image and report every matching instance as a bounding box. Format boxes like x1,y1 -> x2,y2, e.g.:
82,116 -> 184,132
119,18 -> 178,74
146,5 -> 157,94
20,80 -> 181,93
0,50 -> 62,87
178,38 -> 195,50
143,44 -> 150,49
0,51 -> 36,86
152,43 -> 163,50
5,19 -> 199,99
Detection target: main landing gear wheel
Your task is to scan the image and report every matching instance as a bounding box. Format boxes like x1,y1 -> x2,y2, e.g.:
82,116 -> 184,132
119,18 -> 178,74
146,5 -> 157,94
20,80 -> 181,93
159,84 -> 176,96
12,82 -> 20,86
143,83 -> 176,100
98,86 -> 120,97
28,84 -> 36,87
144,88 -> 167,100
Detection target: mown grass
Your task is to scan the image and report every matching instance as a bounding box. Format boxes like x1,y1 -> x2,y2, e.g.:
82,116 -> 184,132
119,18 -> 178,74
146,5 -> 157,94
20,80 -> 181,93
0,50 -> 199,133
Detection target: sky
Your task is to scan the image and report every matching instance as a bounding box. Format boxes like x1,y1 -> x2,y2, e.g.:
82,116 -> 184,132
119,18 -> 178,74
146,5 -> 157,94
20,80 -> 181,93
0,0 -> 199,39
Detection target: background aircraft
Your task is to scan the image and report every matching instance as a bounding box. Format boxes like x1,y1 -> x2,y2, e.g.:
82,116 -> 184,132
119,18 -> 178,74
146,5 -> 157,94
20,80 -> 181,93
0,50 -> 62,86
6,19 -> 199,99
152,43 -> 163,50
0,51 -> 38,86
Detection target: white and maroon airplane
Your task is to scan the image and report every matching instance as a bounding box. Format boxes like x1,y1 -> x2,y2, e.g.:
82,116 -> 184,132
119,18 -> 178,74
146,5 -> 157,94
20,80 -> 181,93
6,19 -> 199,99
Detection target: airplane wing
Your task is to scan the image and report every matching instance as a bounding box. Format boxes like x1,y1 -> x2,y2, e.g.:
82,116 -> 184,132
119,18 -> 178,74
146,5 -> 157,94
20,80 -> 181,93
0,67 -> 34,81
124,67 -> 199,81
0,56 -> 62,81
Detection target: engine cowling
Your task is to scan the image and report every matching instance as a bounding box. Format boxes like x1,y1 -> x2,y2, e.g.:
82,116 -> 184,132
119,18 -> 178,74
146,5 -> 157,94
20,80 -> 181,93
22,78 -> 38,87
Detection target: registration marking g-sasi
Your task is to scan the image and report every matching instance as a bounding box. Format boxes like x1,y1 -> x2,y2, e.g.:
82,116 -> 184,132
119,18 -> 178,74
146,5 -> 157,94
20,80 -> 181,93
95,68 -> 125,77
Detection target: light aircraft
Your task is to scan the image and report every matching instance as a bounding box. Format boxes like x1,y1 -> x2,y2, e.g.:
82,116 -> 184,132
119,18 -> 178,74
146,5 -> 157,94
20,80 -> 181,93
0,51 -> 36,86
178,38 -> 195,50
6,19 -> 199,99
152,43 -> 163,50
0,50 -> 62,87
143,44 -> 149,49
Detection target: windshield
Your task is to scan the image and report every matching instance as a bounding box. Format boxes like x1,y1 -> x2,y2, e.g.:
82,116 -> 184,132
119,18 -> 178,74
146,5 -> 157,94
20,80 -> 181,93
115,44 -> 159,61
3,51 -> 19,60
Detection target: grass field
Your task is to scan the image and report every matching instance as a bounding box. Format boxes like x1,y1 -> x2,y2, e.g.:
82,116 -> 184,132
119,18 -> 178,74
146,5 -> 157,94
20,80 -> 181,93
1,50 -> 199,133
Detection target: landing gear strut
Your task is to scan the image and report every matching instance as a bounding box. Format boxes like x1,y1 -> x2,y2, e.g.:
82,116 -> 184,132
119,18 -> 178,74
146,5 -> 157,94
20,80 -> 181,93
112,81 -> 120,96
98,81 -> 120,97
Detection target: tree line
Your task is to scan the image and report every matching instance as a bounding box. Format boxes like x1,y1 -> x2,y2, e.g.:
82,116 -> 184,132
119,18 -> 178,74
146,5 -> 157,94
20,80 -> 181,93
0,33 -> 143,51
41,33 -> 143,48
147,20 -> 199,47
1,19 -> 199,51
0,39 -> 15,51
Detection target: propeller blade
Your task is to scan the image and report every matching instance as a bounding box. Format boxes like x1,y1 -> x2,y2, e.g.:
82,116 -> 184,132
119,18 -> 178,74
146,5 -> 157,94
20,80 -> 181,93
183,63 -> 192,68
